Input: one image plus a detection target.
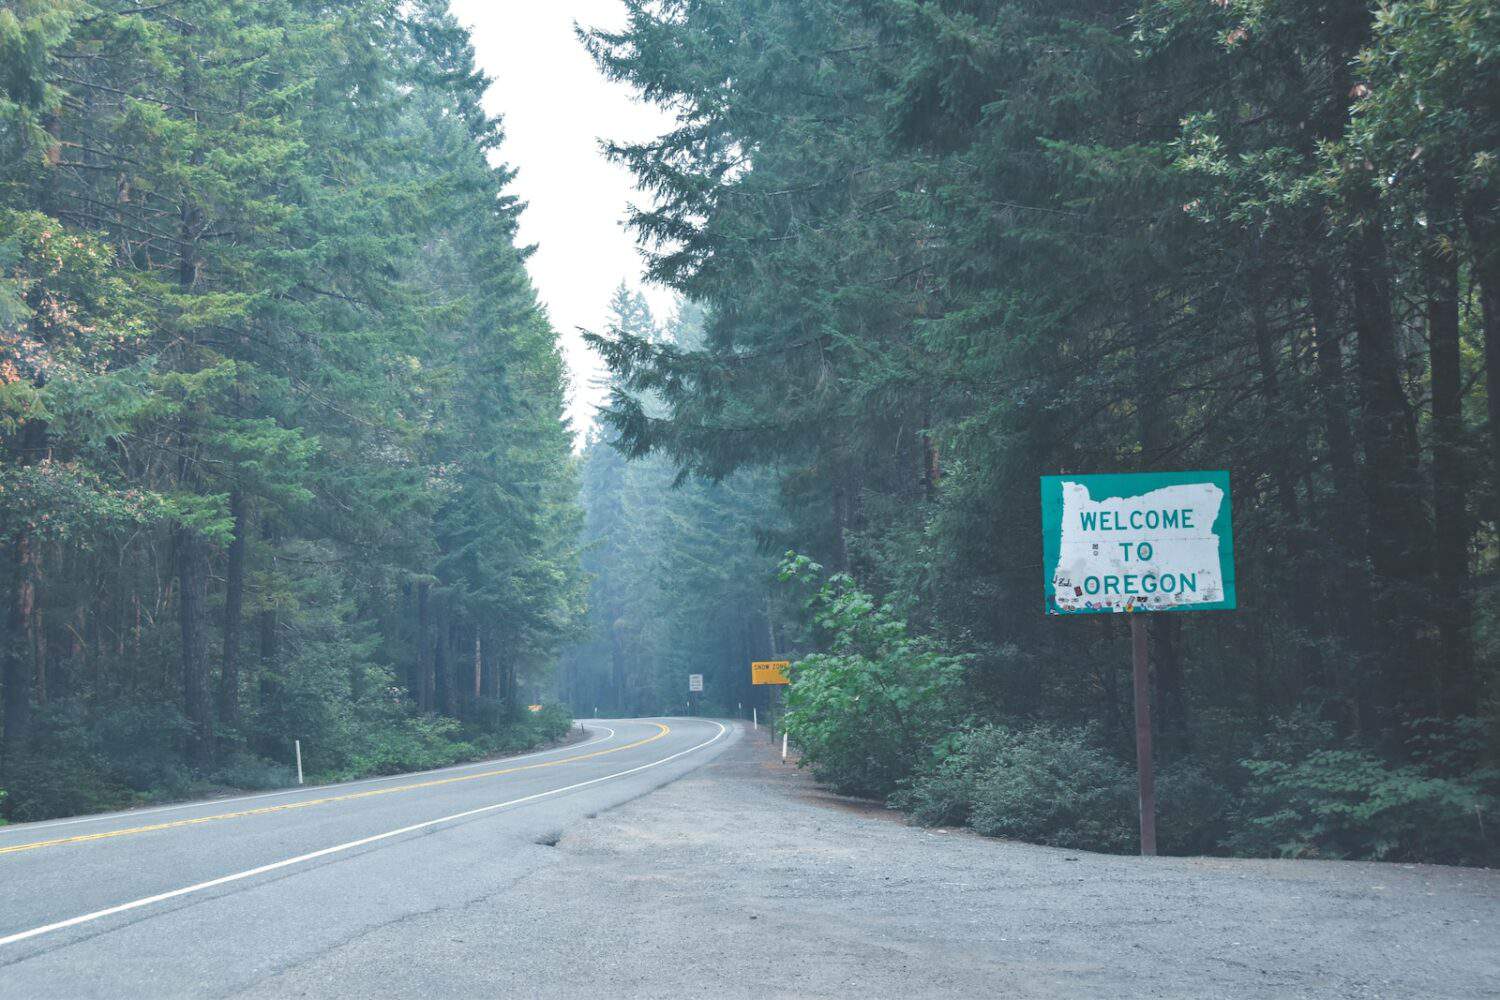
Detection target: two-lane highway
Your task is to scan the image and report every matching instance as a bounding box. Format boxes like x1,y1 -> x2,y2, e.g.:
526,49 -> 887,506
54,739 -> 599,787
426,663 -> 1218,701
0,717 -> 734,997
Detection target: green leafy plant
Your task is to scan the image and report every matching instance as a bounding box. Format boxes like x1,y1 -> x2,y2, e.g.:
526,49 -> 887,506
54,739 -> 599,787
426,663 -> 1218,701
1228,747 -> 1495,865
897,724 -> 1137,853
781,556 -> 966,797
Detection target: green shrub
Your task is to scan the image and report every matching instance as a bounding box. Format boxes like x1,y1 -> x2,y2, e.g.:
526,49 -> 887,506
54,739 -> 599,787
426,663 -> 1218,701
1155,759 -> 1231,856
503,703 -> 574,748
1,748 -> 133,822
211,752 -> 295,791
892,726 -> 1014,827
1222,711 -> 1498,865
91,700 -> 194,794
343,712 -> 476,777
0,701 -> 140,821
779,559 -> 965,798
966,726 -> 1137,853
463,700 -> 573,754
895,724 -> 1139,853
1227,746 -> 1495,865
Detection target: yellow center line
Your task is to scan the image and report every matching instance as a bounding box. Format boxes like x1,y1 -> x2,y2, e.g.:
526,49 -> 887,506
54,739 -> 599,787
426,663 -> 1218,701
0,724 -> 670,857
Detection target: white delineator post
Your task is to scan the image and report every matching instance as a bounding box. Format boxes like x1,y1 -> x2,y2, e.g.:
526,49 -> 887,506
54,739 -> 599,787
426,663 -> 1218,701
753,707 -> 758,731
782,731 -> 788,760
294,739 -> 304,786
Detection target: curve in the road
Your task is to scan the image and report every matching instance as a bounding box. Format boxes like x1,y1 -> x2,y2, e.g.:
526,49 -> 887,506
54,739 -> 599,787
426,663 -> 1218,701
0,723 -> 668,856
0,719 -> 729,950
0,724 -> 620,837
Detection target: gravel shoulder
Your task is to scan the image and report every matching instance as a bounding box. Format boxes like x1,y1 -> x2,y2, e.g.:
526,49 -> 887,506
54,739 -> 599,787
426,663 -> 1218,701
240,721 -> 1500,999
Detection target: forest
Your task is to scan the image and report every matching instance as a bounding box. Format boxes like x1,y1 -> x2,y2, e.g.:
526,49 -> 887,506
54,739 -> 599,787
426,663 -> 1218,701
0,1 -> 581,821
3,0 -> 1499,866
580,0 -> 1500,864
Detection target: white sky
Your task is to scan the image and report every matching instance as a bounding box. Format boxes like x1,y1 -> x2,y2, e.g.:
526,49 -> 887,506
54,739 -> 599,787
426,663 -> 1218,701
449,1 -> 678,442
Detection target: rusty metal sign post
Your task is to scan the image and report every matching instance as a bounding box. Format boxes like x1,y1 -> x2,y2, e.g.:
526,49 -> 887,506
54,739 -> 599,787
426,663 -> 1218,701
1130,616 -> 1155,854
1041,471 -> 1236,856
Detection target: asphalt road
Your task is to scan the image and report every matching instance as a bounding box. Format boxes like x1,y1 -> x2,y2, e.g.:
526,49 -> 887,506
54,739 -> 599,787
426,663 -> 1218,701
0,717 -> 733,998
225,724 -> 1497,1000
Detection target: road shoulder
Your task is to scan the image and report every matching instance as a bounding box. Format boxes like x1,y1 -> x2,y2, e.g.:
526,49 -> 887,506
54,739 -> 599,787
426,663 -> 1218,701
237,722 -> 1500,999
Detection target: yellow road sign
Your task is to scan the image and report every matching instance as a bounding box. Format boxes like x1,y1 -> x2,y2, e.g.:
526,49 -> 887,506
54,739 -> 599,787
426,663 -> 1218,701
751,660 -> 790,685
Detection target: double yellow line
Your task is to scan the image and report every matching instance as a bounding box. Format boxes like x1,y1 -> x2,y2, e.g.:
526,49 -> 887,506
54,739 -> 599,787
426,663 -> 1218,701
0,724 -> 669,857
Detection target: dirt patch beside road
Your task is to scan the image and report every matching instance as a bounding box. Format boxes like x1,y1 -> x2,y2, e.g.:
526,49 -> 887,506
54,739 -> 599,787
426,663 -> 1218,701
539,724 -> 1499,998
238,722 -> 1500,999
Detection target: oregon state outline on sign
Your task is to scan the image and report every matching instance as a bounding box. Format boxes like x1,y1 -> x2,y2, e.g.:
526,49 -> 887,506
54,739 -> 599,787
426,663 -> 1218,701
1040,471 -> 1235,615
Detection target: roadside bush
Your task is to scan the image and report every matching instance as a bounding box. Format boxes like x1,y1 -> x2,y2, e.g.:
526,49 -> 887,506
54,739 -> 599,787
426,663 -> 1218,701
1219,710 -> 1498,865
211,752 -> 295,791
499,703 -> 574,749
464,700 -> 573,753
780,559 -> 965,798
1227,746 -> 1495,865
1,747 -> 133,822
892,726 -> 1013,827
894,724 -> 1138,853
1155,759 -> 1231,856
967,726 -> 1137,853
91,700 -> 195,795
0,702 -> 137,821
343,712 -> 477,777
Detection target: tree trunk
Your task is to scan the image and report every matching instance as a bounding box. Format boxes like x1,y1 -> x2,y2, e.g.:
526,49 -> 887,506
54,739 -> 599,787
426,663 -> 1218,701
1466,202 -> 1500,520
481,627 -> 499,700
1426,172 -> 1473,715
1350,207 -> 1426,580
176,525 -> 214,771
433,623 -> 448,717
831,475 -> 850,572
416,581 -> 433,711
505,658 -> 518,719
1248,263 -> 1302,525
27,536 -> 44,706
3,535 -> 34,751
1307,257 -> 1376,732
473,630 -> 482,701
174,47 -> 212,769
4,335 -> 51,747
436,612 -> 455,717
609,603 -> 626,713
257,515 -> 279,710
1348,192 -> 1431,710
218,490 -> 246,731
1247,256 -> 1324,685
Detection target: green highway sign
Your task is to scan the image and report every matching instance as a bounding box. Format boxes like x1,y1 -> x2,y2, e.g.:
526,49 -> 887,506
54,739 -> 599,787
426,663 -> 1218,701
1041,471 -> 1235,615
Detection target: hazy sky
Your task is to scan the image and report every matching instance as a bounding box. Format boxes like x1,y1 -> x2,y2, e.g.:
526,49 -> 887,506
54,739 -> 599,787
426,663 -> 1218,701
448,1 -> 677,440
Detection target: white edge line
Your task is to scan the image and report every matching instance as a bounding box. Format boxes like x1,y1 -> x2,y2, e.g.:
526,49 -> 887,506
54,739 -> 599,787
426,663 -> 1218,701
0,720 -> 731,950
0,723 -> 619,837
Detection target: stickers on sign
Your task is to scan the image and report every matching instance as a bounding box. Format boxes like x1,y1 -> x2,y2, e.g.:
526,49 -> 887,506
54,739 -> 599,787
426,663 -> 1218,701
1040,471 -> 1235,615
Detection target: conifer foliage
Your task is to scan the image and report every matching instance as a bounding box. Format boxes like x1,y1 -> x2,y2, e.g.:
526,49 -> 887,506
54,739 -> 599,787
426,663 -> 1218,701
584,1 -> 1500,861
564,287 -> 786,718
0,1 -> 582,819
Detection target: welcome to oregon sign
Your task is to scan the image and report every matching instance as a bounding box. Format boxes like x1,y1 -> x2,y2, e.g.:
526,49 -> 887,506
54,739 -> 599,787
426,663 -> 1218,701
1041,471 -> 1235,615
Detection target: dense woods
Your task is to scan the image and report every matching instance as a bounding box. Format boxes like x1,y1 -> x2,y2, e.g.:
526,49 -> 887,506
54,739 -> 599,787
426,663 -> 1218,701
4,0 -> 1498,865
583,0 -> 1500,863
562,287 -> 787,719
0,1 -> 580,820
